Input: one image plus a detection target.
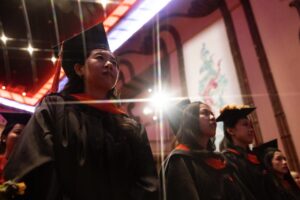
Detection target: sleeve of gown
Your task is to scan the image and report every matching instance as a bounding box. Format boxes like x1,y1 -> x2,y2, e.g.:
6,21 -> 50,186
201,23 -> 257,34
163,156 -> 200,200
130,125 -> 159,200
3,95 -> 58,181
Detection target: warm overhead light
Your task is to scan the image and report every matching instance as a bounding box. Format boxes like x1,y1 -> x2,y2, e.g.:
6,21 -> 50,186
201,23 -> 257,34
1,86 -> 6,90
150,91 -> 171,110
97,0 -> 109,9
152,115 -> 158,121
51,56 -> 57,64
27,44 -> 34,55
22,92 -> 27,96
0,34 -> 8,45
148,88 -> 152,93
108,0 -> 173,51
143,107 -> 153,115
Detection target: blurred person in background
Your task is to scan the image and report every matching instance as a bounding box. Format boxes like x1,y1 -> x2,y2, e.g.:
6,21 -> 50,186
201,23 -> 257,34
217,105 -> 270,200
0,112 -> 31,184
161,100 -> 255,200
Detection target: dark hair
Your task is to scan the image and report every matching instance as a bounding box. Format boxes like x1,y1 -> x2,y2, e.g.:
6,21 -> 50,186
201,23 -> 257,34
219,116 -> 247,151
263,148 -> 300,194
176,102 -> 215,151
264,148 -> 279,171
0,123 -> 16,153
60,50 -> 120,100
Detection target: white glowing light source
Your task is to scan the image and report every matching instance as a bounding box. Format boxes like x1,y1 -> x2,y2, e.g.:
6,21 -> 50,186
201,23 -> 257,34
0,97 -> 35,113
98,0 -> 109,9
143,107 -> 153,115
152,115 -> 158,121
108,0 -> 174,51
27,44 -> 34,55
1,86 -> 6,90
150,92 -> 170,110
148,88 -> 152,93
1,34 -> 8,45
22,92 -> 26,96
51,56 -> 57,64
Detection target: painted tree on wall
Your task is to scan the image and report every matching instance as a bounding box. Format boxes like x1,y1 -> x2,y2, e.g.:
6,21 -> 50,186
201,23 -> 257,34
198,43 -> 227,108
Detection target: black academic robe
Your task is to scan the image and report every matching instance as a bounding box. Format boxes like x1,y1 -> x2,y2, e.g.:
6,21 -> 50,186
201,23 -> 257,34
4,94 -> 158,200
222,145 -> 270,200
264,171 -> 300,200
162,145 -> 254,200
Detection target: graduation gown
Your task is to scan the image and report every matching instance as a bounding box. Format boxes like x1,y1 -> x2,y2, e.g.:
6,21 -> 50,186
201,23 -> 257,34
0,155 -> 7,184
4,94 -> 158,200
162,144 -> 254,200
222,145 -> 270,200
263,171 -> 300,200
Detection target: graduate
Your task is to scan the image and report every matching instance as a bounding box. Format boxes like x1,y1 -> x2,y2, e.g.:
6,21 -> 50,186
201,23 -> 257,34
217,105 -> 270,200
0,112 -> 31,184
4,23 -> 158,200
254,139 -> 300,200
162,100 -> 254,200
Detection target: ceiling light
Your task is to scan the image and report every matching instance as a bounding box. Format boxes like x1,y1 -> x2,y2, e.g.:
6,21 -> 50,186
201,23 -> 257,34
0,34 -> 8,45
143,107 -> 153,115
51,56 -> 57,64
27,44 -> 34,55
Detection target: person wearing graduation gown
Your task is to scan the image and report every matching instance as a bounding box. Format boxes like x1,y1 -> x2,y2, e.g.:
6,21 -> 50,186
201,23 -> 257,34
254,140 -> 300,200
3,23 -> 158,200
161,100 -> 254,200
0,112 -> 31,184
217,105 -> 270,200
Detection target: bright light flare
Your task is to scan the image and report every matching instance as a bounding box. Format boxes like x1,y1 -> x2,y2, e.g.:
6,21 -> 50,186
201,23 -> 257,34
152,115 -> 158,121
97,0 -> 109,9
51,56 -> 57,64
143,107 -> 153,115
150,92 -> 171,110
1,86 -> 6,90
1,34 -> 8,45
27,44 -> 34,55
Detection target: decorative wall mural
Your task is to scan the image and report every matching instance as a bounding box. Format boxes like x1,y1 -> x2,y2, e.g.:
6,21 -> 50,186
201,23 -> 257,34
198,43 -> 227,108
183,19 -> 243,149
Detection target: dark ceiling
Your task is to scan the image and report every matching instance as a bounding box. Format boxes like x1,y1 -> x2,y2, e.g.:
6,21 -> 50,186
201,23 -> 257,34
0,0 -> 121,95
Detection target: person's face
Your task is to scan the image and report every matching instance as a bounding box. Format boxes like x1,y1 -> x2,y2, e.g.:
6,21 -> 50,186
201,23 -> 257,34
83,49 -> 119,92
272,151 -> 289,175
5,123 -> 24,155
199,104 -> 216,138
229,118 -> 254,145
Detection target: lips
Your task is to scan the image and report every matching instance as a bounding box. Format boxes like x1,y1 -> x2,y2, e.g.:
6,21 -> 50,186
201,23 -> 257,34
102,70 -> 115,78
209,122 -> 217,129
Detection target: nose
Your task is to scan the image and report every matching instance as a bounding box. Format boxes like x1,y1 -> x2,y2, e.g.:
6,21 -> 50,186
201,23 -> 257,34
104,60 -> 113,69
282,159 -> 287,165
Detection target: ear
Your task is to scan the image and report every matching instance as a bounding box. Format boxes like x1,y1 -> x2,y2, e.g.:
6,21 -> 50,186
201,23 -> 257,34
226,127 -> 235,136
74,63 -> 84,77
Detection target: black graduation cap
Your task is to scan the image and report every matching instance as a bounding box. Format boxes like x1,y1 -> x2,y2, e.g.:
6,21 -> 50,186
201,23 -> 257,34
166,99 -> 191,135
53,22 -> 110,79
216,105 -> 256,124
0,112 -> 32,138
253,139 -> 278,163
